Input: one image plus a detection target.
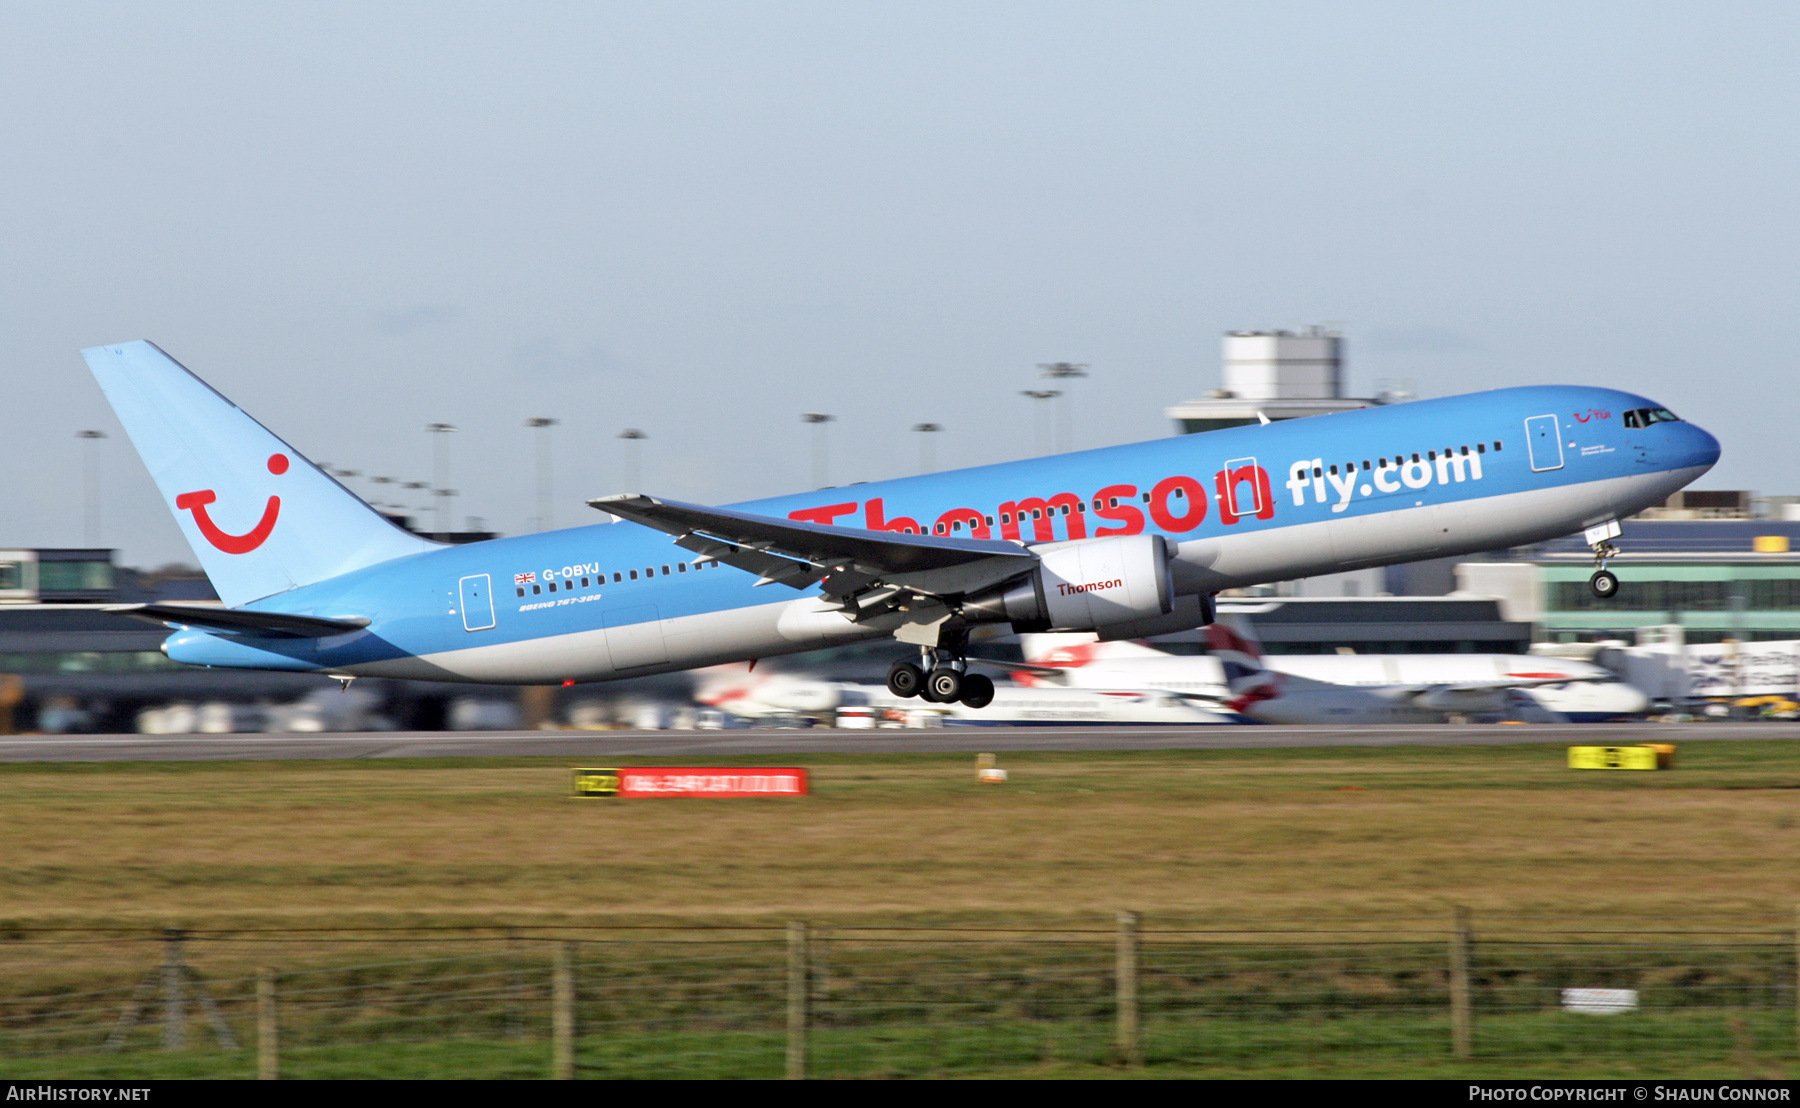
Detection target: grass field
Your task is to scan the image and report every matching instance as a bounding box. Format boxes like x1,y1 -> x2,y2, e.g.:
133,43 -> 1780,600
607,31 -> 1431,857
1,740 -> 1795,924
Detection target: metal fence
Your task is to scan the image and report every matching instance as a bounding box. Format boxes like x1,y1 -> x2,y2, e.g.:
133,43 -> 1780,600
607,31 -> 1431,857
0,914 -> 1795,1079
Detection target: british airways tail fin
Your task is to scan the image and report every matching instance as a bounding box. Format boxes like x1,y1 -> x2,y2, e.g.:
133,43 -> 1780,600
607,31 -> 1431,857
82,341 -> 438,607
1017,633 -> 1170,665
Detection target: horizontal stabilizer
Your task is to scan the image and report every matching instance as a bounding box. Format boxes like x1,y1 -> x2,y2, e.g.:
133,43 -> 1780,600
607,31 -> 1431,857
105,603 -> 369,638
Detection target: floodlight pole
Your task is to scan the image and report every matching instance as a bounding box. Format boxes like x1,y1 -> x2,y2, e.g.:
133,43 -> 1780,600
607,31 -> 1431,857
911,423 -> 941,475
619,429 -> 647,492
426,423 -> 457,534
1020,391 -> 1059,456
76,430 -> 106,546
801,413 -> 834,488
1037,362 -> 1089,453
526,418 -> 557,532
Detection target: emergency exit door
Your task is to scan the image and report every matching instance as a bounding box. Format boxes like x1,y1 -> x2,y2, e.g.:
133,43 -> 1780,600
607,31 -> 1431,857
459,574 -> 496,631
1525,415 -> 1564,472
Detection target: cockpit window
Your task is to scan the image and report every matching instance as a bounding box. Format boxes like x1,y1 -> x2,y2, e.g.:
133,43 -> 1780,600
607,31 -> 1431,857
1624,407 -> 1681,429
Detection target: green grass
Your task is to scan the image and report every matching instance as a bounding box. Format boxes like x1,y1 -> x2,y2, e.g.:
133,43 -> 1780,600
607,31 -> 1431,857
0,741 -> 1795,926
6,1009 -> 1794,1080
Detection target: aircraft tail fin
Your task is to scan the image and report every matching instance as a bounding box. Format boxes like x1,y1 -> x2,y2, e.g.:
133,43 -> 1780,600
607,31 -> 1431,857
82,341 -> 439,607
1017,632 -> 1170,665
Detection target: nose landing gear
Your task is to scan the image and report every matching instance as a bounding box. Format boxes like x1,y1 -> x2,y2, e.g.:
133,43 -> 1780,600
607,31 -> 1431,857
886,648 -> 995,708
1588,528 -> 1622,599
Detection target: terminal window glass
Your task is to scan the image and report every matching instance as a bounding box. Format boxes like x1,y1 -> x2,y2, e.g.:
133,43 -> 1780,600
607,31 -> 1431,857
38,561 -> 111,591
0,563 -> 18,590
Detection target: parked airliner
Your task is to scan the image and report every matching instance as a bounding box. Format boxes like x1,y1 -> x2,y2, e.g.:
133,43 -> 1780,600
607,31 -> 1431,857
693,667 -> 1239,727
1013,630 -> 1649,723
80,341 -> 1719,707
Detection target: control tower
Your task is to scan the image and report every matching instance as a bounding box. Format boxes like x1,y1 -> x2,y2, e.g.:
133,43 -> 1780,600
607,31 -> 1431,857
1166,327 -> 1382,435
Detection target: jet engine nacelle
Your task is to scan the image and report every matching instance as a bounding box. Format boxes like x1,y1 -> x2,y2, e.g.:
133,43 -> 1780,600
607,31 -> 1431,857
964,535 -> 1173,633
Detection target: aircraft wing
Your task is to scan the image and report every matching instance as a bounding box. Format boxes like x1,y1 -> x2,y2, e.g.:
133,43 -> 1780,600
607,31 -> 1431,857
590,495 -> 1035,599
104,603 -> 370,638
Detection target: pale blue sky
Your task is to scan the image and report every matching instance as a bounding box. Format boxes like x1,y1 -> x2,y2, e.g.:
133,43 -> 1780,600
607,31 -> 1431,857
3,2 -> 1795,566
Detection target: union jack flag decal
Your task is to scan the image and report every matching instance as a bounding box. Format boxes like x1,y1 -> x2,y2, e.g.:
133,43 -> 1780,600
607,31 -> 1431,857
515,571 -> 536,585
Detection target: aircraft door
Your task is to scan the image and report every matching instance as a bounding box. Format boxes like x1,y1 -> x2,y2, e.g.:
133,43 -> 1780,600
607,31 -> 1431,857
459,574 -> 497,631
1525,415 -> 1564,472
1222,456 -> 1264,516
604,604 -> 669,669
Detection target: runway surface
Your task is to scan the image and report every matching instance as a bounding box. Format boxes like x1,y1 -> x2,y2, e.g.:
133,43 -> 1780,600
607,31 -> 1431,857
0,723 -> 1794,762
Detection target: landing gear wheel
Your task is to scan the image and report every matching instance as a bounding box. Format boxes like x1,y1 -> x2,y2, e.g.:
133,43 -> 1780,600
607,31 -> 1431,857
959,672 -> 995,709
1589,570 -> 1619,599
886,661 -> 924,699
925,667 -> 963,704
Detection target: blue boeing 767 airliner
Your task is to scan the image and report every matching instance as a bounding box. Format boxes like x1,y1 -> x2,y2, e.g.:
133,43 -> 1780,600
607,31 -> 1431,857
81,342 -> 1718,709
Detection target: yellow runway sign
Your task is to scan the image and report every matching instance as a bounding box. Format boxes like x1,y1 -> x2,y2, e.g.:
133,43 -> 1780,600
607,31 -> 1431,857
1567,745 -> 1672,770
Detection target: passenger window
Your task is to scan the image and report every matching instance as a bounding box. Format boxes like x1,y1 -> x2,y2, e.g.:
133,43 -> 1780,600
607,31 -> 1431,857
629,570 -> 638,581
677,563 -> 686,573
548,582 -> 557,592
952,520 -> 961,531
532,585 -> 541,595
663,565 -> 670,575
613,572 -> 622,582
985,515 -> 994,526
1427,451 -> 1436,460
1411,453 -> 1420,463
1328,465 -> 1338,475
1362,461 -> 1370,470
581,577 -> 589,587
1476,443 -> 1485,454
1001,513 -> 1011,523
1312,467 -> 1321,477
1493,441 -> 1502,451
516,587 -> 525,598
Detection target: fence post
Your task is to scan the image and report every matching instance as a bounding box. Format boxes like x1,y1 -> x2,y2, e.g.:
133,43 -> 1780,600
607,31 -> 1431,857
552,942 -> 575,1080
162,928 -> 186,1052
1449,906 -> 1474,1060
256,967 -> 278,1080
1117,911 -> 1142,1067
787,921 -> 809,1080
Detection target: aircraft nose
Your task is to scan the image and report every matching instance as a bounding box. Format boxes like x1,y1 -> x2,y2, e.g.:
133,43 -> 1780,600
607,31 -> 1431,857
1680,422 -> 1722,472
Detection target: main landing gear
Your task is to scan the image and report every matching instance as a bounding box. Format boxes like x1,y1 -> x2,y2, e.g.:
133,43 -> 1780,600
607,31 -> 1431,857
887,648 -> 995,709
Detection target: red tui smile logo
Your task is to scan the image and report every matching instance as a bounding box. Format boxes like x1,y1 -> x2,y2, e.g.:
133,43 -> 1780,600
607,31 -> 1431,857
175,454 -> 287,554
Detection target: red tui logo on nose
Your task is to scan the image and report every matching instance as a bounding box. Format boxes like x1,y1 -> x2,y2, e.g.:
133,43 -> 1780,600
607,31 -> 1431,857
175,454 -> 287,554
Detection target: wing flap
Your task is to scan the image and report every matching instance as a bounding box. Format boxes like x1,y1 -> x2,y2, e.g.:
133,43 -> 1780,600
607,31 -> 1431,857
592,494 -> 1034,594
